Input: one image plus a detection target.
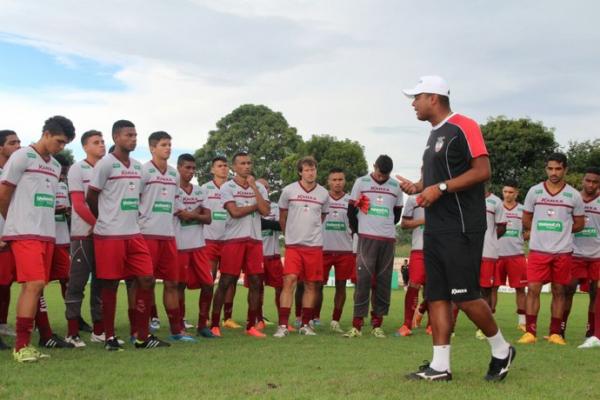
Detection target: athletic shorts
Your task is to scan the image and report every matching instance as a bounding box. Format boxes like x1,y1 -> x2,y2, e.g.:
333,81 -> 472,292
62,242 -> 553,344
424,231 -> 484,302
203,240 -> 224,263
94,236 -> 153,280
322,252 -> 356,283
11,240 -> 54,283
0,246 -> 16,285
496,255 -> 527,288
527,251 -> 572,285
263,255 -> 283,288
178,249 -> 213,289
219,240 -> 263,277
572,257 -> 600,281
144,238 -> 179,281
49,245 -> 71,281
284,246 -> 323,282
408,250 -> 426,286
480,258 -> 496,288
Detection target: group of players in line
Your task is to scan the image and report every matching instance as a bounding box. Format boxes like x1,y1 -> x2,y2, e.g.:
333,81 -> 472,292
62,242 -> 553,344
0,116 -> 599,365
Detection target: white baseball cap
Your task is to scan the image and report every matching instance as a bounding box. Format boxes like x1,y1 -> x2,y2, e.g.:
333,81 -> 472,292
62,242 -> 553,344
402,75 -> 450,97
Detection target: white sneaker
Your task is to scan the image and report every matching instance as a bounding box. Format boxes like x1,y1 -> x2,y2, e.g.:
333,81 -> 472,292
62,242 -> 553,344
0,323 -> 16,337
90,332 -> 124,345
65,335 -> 87,348
150,318 -> 161,331
330,320 -> 344,333
183,320 -> 194,329
578,336 -> 600,349
299,325 -> 317,336
273,325 -> 289,338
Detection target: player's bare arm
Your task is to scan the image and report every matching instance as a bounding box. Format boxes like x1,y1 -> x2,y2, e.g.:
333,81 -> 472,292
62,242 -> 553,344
247,176 -> 270,216
0,183 -> 15,219
396,175 -> 424,195
572,215 -> 585,233
86,189 -> 100,218
192,206 -> 212,225
279,208 -> 288,232
496,223 -> 507,238
401,217 -> 425,230
522,211 -> 533,232
225,201 -> 258,219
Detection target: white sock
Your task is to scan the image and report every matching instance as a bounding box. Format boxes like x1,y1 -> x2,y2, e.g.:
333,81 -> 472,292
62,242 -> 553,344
518,314 -> 526,325
430,345 -> 451,372
487,330 -> 510,359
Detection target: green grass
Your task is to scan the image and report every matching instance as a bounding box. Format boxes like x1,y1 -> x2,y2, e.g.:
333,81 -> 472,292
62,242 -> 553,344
0,283 -> 597,399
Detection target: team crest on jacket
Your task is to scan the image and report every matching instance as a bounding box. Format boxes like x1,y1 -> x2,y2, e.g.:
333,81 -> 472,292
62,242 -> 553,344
435,136 -> 445,152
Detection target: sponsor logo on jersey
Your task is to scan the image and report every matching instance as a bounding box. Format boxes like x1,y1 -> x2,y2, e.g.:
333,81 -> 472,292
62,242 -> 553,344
503,229 -> 520,237
435,136 -> 445,152
367,205 -> 389,217
27,152 -> 36,159
120,198 -> 139,211
212,211 -> 228,220
537,220 -> 563,232
152,201 -> 172,213
34,193 -> 55,208
575,227 -> 597,238
325,221 -> 347,231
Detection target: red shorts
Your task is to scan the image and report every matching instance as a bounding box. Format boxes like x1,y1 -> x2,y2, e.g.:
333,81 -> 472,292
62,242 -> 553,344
11,240 -> 54,283
480,259 -> 496,288
145,238 -> 179,281
203,241 -> 224,264
220,240 -> 263,277
264,255 -> 283,288
94,236 -> 153,280
408,250 -> 426,286
496,255 -> 527,288
0,247 -> 16,285
527,251 -> 572,285
572,257 -> 600,281
322,252 -> 356,283
178,249 -> 213,289
284,246 -> 323,282
49,245 -> 70,281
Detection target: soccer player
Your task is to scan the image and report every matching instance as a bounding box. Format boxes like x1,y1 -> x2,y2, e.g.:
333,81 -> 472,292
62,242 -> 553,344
497,180 -> 528,332
274,156 -> 329,338
517,153 -> 585,345
0,116 -> 76,362
51,154 -> 72,299
174,153 -> 214,338
210,152 -> 270,338
201,156 -> 241,329
87,120 -> 170,350
343,155 -> 402,339
396,194 -> 425,337
399,76 -> 514,381
0,129 -> 21,344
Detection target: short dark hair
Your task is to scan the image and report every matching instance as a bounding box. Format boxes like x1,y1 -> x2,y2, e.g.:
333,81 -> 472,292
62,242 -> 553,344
328,167 -> 344,175
546,152 -> 568,168
112,120 -> 135,136
297,156 -> 317,173
43,116 -> 75,141
503,178 -> 519,189
374,154 -> 393,175
81,130 -> 102,146
0,130 -> 17,146
585,166 -> 600,176
232,151 -> 249,164
54,153 -> 72,167
178,153 -> 196,166
211,155 -> 228,165
148,131 -> 172,147
437,94 -> 450,108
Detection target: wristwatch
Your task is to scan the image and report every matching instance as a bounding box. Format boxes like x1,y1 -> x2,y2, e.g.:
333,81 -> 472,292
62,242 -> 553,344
438,182 -> 448,193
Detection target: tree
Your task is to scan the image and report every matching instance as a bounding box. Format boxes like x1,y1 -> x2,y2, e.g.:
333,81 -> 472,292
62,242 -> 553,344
280,134 -> 368,193
194,104 -> 302,193
57,148 -> 75,165
481,116 -> 558,200
565,139 -> 600,189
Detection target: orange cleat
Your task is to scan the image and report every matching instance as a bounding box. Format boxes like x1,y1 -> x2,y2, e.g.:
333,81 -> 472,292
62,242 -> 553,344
255,321 -> 266,331
394,324 -> 412,337
287,325 -> 296,332
412,310 -> 423,329
246,327 -> 266,338
425,325 -> 432,336
210,326 -> 222,337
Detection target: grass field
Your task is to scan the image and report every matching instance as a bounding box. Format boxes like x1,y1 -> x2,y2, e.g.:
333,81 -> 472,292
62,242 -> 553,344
0,283 -> 597,400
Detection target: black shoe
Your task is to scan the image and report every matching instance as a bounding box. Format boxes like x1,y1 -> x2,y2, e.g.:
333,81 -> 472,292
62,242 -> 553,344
134,334 -> 171,349
406,361 -> 452,381
485,345 -> 516,382
78,317 -> 93,333
0,336 -> 9,350
104,336 -> 124,352
39,334 -> 75,348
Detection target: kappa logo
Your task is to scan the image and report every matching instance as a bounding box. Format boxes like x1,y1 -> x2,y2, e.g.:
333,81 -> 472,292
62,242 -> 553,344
451,288 -> 467,295
435,136 -> 445,152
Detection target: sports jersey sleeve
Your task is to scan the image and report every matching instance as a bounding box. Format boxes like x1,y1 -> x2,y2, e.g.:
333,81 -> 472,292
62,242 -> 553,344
67,165 -> 84,193
349,180 -> 361,204
278,186 -> 289,210
175,188 -> 185,213
395,189 -> 404,208
321,194 -> 330,214
139,166 -> 150,193
221,184 -> 234,208
495,201 -> 506,225
523,187 -> 537,213
403,196 -> 416,218
257,183 -> 270,204
89,159 -> 111,192
450,114 -> 488,158
0,150 -> 28,186
573,193 -> 585,217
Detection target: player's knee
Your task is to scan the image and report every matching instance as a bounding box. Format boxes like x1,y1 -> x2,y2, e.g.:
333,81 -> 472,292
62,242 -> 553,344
137,276 -> 154,288
22,280 -> 45,294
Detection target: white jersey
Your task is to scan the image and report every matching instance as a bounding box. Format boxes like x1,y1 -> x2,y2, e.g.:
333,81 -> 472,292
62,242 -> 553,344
524,182 -> 585,254
0,146 -> 61,242
89,153 -> 143,238
174,184 -> 207,251
322,193 -> 353,253
221,179 -> 269,242
55,181 -> 70,246
279,181 -> 329,247
67,159 -> 95,239
402,195 -> 424,251
482,193 -> 506,260
350,174 -> 404,241
498,203 -> 525,257
573,194 -> 600,260
262,203 -> 281,257
0,166 -> 4,237
139,161 -> 178,239
201,180 -> 229,242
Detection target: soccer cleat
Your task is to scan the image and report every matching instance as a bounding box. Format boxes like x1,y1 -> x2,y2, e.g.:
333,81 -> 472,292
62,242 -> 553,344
371,327 -> 386,338
394,324 -> 412,337
425,325 -> 432,336
287,325 -> 296,332
183,320 -> 194,330
547,334 -> 567,345
13,346 -> 42,363
65,335 -> 86,348
222,319 -> 242,329
129,336 -> 137,344
475,329 -> 486,340
299,325 -> 317,336
273,325 -> 289,338
169,334 -> 197,343
0,336 -> 10,350
262,317 -> 275,326
0,323 -> 16,337
517,324 -> 526,333
293,318 -> 302,329
210,327 -> 222,337
330,320 -> 344,333
343,327 -> 362,338
90,332 -> 106,343
40,334 -> 75,349
149,317 -> 161,332
104,336 -> 124,352
310,319 -> 321,328
406,361 -> 452,381
485,345 -> 516,382
255,320 -> 266,331
577,336 -> 600,349
78,317 -> 93,333
412,309 -> 424,329
197,327 -> 217,338
246,327 -> 266,338
517,332 -> 537,344
135,334 -> 171,349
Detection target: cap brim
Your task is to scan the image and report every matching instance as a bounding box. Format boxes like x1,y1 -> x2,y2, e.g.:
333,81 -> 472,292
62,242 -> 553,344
402,88 -> 420,98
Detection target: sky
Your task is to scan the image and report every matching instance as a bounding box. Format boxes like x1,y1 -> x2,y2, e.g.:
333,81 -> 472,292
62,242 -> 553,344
1,0 -> 599,182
